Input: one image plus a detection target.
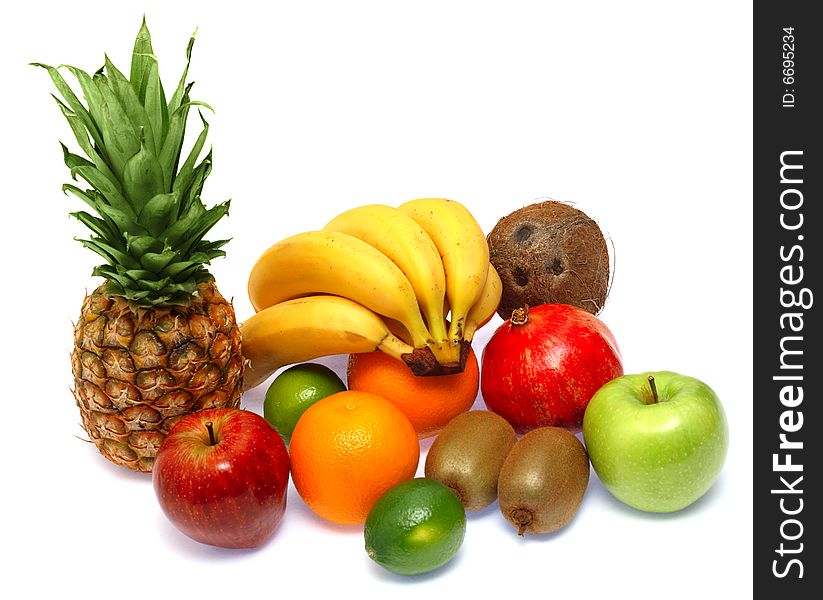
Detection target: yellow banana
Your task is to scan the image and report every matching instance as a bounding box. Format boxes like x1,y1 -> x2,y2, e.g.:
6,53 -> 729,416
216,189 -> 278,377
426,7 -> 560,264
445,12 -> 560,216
382,317 -> 413,346
247,230 -> 435,351
397,198 -> 489,344
241,295 -> 436,390
463,263 -> 503,341
322,204 -> 458,364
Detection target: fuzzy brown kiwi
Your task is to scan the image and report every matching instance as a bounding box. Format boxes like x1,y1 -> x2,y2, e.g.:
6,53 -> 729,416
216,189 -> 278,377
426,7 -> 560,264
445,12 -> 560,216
497,427 -> 590,536
487,201 -> 610,318
425,411 -> 517,510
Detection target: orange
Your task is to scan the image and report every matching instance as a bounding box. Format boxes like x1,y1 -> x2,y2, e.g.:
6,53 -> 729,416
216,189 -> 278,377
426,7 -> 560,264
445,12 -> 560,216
289,390 -> 420,525
347,348 -> 480,439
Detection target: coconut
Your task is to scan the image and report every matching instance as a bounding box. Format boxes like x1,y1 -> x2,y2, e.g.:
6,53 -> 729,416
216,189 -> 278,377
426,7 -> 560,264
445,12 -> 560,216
487,201 -> 610,318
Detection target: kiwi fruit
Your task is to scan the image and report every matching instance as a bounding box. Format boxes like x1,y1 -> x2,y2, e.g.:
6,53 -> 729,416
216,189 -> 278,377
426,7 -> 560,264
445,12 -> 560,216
497,427 -> 590,536
425,410 -> 517,510
487,200 -> 610,318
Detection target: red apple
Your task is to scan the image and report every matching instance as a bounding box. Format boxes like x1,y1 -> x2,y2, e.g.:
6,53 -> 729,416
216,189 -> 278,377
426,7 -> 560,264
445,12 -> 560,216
481,304 -> 623,433
153,408 -> 290,549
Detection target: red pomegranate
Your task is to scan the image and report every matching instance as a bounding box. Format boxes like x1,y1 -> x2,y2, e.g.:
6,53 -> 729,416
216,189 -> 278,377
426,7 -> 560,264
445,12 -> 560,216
480,304 -> 623,433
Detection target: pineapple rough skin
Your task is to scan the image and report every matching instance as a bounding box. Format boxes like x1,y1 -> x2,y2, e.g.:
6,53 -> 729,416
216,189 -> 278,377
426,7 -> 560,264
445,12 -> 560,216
72,281 -> 243,472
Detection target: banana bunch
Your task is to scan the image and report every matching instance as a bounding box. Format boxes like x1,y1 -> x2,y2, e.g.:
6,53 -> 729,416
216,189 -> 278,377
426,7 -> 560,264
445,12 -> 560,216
242,198 -> 502,390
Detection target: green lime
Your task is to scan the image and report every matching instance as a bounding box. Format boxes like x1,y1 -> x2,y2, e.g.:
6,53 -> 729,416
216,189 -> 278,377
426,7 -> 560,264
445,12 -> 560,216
263,363 -> 346,444
364,477 -> 466,576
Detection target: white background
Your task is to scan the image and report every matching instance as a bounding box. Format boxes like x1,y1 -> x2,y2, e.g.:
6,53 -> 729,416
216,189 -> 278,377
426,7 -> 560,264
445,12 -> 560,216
1,1 -> 752,598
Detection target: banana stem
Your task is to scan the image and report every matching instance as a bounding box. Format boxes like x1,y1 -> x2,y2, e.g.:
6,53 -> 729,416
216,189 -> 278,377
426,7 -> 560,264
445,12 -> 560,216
428,339 -> 462,367
380,334 -> 469,376
447,314 -> 467,344
423,306 -> 450,350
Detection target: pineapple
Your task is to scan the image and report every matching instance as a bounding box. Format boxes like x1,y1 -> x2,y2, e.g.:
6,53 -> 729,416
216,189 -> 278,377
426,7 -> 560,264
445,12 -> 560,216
37,20 -> 242,472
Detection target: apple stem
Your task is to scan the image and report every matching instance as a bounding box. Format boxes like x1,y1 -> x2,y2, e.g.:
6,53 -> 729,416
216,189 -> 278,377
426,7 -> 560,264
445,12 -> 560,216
510,305 -> 530,326
205,421 -> 217,446
647,375 -> 659,405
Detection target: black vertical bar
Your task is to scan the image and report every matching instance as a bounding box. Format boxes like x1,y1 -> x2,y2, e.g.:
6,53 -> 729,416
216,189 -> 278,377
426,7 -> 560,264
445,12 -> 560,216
754,2 -> 819,598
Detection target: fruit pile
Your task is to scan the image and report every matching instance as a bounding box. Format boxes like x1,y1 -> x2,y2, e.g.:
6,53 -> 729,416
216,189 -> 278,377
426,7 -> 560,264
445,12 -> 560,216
41,20 -> 730,578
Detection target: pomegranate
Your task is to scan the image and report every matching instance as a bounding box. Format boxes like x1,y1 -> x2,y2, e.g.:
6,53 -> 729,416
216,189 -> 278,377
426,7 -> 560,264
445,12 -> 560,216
480,304 -> 623,433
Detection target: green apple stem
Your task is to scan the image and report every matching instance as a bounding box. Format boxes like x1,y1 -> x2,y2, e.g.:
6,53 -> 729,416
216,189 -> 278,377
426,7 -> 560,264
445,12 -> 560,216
205,421 -> 217,446
647,375 -> 659,405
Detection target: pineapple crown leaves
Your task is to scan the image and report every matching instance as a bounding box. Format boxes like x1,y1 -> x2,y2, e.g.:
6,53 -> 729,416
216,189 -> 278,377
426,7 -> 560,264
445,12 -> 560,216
34,18 -> 231,307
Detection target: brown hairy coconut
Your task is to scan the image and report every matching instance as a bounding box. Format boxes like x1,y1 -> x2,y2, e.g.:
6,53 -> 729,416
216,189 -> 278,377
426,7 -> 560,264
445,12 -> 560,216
487,201 -> 610,318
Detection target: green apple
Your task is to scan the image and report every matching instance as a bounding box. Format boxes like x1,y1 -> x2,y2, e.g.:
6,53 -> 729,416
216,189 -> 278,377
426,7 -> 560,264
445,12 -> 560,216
582,371 -> 728,513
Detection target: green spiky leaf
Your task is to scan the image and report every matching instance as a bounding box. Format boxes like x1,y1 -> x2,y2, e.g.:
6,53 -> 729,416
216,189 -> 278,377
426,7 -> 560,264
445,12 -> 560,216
137,192 -> 178,235
130,17 -> 155,102
168,30 -> 196,117
144,61 -> 168,153
60,142 -> 95,177
38,19 -> 230,307
71,211 -> 115,241
80,238 -> 142,270
32,63 -> 107,154
123,139 -> 165,210
104,54 -> 159,155
173,111 -> 209,195
177,200 -> 230,255
124,233 -> 164,257
139,249 -> 178,273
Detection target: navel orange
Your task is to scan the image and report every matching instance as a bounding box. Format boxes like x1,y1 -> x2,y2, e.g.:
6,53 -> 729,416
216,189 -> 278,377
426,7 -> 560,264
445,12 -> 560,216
289,390 -> 419,525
